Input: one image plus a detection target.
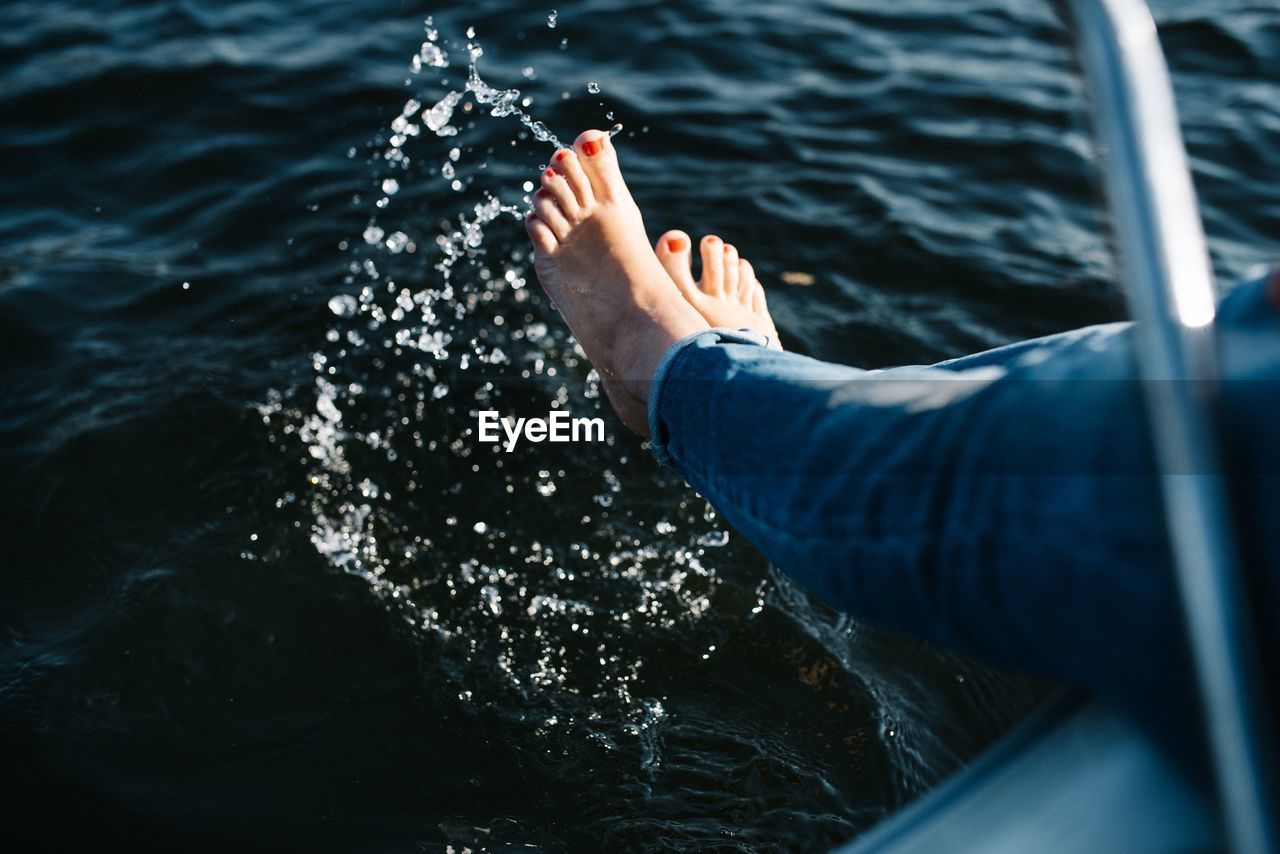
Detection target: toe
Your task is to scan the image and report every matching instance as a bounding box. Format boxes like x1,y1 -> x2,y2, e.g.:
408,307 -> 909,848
541,166 -> 580,222
551,147 -> 595,210
739,258 -> 757,289
525,213 -> 558,254
722,243 -> 740,296
573,130 -> 626,202
655,230 -> 698,295
699,235 -> 725,294
533,190 -> 571,242
751,282 -> 766,314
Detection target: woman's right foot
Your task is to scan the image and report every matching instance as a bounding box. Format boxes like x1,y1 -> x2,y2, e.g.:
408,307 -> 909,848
655,230 -> 783,350
523,130 -> 709,436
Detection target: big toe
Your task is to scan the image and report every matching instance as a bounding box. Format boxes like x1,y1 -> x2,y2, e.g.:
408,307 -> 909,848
655,230 -> 697,294
574,129 -> 627,202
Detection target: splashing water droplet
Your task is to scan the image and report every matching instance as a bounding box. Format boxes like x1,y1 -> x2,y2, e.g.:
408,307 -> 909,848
384,231 -> 410,254
587,81 -> 600,94
462,61 -> 563,148
697,530 -> 730,548
547,10 -> 558,28
328,294 -> 358,317
424,91 -> 463,137
263,18 -> 833,794
418,41 -> 449,69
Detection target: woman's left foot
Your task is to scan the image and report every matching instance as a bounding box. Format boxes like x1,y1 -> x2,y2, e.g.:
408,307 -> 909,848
655,230 -> 783,350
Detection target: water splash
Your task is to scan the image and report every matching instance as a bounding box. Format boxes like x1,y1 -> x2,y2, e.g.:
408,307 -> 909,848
260,15 -> 731,775
257,10 -> 1005,816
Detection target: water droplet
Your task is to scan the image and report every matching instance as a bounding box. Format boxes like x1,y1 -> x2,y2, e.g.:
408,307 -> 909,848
547,10 -> 558,28
522,66 -> 536,79
363,225 -> 385,245
381,178 -> 400,195
418,41 -> 448,69
586,81 -> 600,94
696,529 -> 730,548
424,91 -> 462,137
328,294 -> 358,317
384,231 -> 409,254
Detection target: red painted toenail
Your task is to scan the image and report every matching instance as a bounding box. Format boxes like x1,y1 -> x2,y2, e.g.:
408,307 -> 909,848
581,138 -> 603,157
544,168 -> 556,179
666,237 -> 686,253
555,150 -> 570,161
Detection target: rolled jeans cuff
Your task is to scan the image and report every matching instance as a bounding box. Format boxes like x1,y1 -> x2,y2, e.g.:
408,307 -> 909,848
647,326 -> 770,467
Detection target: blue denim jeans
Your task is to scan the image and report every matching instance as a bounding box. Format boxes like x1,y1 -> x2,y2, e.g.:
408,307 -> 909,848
648,271 -> 1280,756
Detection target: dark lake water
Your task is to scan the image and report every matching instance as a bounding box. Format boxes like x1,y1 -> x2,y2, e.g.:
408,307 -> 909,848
2,0 -> 1276,850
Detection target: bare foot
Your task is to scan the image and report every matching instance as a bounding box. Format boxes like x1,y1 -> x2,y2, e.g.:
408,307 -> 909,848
524,130 -> 709,436
655,230 -> 783,350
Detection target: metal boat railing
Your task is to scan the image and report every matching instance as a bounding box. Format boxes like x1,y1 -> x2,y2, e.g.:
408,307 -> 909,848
840,2 -> 1276,851
1061,0 -> 1275,849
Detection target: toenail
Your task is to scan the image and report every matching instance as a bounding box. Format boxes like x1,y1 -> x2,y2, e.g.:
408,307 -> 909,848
666,237 -> 687,253
706,236 -> 720,245
544,168 -> 556,179
581,138 -> 603,157
554,149 -> 570,161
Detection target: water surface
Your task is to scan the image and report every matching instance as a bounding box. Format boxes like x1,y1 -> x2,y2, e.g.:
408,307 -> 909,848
2,0 -> 1276,850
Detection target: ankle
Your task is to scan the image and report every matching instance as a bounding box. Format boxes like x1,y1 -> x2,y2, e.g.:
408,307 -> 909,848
614,301 -> 708,404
